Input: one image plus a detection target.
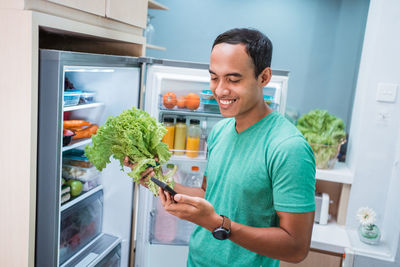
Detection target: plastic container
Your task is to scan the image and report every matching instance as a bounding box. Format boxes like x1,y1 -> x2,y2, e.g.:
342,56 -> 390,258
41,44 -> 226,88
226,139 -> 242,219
161,117 -> 175,150
174,117 -> 186,155
62,164 -> 100,182
64,89 -> 82,106
186,119 -> 201,158
63,149 -> 93,168
200,90 -> 215,100
309,142 -> 344,169
79,91 -> 96,104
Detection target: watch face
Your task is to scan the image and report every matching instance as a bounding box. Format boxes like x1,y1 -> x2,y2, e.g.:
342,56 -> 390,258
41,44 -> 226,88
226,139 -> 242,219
212,228 -> 229,240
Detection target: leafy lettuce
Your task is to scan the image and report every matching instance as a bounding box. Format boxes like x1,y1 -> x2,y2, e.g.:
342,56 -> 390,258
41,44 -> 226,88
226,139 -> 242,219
84,107 -> 173,195
296,110 -> 346,168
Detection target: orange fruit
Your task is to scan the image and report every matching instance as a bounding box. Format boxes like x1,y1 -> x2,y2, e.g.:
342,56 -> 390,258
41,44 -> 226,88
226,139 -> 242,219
185,93 -> 200,110
177,96 -> 186,108
162,92 -> 177,109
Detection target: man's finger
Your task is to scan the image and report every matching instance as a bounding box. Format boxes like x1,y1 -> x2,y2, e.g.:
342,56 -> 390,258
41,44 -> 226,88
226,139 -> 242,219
173,194 -> 200,207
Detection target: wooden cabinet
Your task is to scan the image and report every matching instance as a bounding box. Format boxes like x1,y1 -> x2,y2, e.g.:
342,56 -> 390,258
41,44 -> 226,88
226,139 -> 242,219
280,249 -> 343,267
106,0 -> 148,28
47,0 -> 106,16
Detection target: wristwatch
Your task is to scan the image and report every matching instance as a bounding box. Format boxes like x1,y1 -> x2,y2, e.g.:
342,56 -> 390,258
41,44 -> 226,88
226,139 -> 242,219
212,215 -> 231,240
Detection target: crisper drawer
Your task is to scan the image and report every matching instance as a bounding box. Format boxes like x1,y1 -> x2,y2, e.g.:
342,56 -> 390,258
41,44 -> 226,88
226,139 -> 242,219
60,190 -> 103,265
62,233 -> 121,267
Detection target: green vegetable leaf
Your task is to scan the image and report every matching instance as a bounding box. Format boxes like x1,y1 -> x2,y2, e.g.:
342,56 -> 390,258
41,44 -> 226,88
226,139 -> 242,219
296,109 -> 346,168
84,107 -> 172,195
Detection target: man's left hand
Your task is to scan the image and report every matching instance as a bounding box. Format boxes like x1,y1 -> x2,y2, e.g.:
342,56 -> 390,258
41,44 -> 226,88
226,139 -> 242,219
159,188 -> 221,231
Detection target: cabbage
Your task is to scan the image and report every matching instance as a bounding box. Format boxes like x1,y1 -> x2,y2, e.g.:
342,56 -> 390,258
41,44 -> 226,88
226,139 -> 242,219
296,110 -> 346,168
84,107 -> 174,195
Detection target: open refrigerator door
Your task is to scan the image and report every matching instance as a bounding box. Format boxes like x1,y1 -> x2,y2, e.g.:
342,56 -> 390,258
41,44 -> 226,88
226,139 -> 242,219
36,50 -> 142,267
133,58 -> 289,267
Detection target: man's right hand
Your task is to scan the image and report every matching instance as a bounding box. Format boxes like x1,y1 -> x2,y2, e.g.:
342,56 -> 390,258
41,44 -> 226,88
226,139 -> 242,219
123,156 -> 155,188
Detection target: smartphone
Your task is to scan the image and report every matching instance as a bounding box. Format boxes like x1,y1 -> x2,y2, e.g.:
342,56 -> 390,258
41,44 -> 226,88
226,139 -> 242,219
150,177 -> 177,197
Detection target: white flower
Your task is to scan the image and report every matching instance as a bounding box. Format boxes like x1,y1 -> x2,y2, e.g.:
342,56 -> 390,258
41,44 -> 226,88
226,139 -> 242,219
357,207 -> 376,225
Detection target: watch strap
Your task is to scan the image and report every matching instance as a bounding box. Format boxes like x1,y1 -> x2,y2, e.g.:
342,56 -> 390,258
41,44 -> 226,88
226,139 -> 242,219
221,215 -> 231,232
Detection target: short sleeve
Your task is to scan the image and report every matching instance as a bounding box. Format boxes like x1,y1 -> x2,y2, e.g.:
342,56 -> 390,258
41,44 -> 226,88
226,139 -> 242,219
270,136 -> 316,213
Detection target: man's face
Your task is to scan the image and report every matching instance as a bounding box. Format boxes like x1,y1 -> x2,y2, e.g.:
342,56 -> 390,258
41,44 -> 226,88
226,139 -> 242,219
209,43 -> 265,118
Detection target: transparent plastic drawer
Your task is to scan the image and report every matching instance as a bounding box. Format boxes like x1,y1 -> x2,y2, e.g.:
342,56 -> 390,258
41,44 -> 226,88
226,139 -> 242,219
96,243 -> 121,267
59,190 -> 103,265
149,198 -> 196,245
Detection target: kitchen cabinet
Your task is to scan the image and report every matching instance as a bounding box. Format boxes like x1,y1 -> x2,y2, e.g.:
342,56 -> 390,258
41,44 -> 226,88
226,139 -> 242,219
106,0 -> 148,28
47,0 -> 106,16
280,249 -> 343,267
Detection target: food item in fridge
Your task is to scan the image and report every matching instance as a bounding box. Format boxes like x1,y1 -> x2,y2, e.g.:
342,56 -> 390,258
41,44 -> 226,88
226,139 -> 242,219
62,164 -> 100,182
185,93 -> 200,110
84,107 -> 174,195
162,92 -> 177,109
174,117 -> 186,155
63,149 -> 94,168
186,119 -> 201,158
63,120 -> 91,128
296,109 -> 346,169
64,89 -> 82,106
63,129 -> 75,146
79,91 -> 96,104
61,193 -> 71,204
161,117 -> 175,150
72,124 -> 99,139
177,96 -> 186,108
66,179 -> 83,197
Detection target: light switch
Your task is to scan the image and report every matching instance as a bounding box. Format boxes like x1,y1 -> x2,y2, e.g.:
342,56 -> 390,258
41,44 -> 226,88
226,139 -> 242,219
376,83 -> 398,103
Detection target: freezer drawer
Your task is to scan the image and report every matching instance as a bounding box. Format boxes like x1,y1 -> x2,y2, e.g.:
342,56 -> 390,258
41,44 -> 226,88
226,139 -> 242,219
60,190 -> 104,265
62,233 -> 121,267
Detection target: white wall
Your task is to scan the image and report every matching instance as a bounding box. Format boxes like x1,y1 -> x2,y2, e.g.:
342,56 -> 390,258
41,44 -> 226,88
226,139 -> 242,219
346,0 -> 400,262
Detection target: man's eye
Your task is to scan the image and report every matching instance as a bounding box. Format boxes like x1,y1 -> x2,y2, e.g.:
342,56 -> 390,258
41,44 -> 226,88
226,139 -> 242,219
229,79 -> 240,83
211,77 -> 218,81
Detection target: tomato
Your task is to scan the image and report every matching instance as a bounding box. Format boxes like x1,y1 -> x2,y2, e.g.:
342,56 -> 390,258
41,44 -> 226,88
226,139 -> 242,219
185,93 -> 200,110
177,96 -> 186,108
162,92 -> 177,109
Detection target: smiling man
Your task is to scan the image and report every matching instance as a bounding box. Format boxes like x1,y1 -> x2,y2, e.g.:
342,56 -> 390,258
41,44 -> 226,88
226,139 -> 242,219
127,28 -> 316,267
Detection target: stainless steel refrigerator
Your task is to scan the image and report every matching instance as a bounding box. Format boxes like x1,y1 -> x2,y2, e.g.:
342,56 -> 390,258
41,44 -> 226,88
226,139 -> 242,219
36,49 -> 289,267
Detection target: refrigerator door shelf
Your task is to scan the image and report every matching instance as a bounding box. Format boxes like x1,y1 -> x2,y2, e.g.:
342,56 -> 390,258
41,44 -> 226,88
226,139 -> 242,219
61,233 -> 121,267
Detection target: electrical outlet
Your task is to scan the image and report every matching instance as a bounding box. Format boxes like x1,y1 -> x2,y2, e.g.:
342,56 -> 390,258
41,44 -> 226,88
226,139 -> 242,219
376,83 -> 398,102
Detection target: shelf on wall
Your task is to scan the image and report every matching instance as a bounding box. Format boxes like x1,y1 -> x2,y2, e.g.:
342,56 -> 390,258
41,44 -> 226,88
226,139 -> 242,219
146,44 -> 166,51
148,0 -> 168,10
346,229 -> 394,262
311,220 -> 350,254
316,162 -> 354,184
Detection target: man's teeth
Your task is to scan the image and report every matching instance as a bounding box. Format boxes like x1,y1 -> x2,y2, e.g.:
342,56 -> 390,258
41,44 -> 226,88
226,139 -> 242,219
220,99 -> 235,104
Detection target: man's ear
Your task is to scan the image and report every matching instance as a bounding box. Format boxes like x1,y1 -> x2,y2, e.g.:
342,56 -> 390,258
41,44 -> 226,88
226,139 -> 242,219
258,67 -> 272,87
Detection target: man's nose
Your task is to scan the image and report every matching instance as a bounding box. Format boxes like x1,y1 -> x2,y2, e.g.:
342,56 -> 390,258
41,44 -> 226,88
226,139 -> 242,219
215,80 -> 229,96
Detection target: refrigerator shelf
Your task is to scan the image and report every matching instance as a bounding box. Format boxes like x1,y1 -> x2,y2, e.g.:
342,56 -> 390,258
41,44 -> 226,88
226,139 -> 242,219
63,102 -> 105,112
63,138 -> 92,152
61,185 -> 103,212
159,108 -> 223,118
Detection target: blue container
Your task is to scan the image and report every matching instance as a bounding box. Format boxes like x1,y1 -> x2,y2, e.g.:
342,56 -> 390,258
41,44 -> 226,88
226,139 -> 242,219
64,89 -> 82,106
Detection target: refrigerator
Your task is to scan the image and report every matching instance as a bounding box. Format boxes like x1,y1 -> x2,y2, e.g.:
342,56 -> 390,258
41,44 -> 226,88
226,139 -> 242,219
36,49 -> 289,267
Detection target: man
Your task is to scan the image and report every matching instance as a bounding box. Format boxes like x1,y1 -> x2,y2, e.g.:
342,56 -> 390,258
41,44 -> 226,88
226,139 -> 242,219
126,28 -> 315,266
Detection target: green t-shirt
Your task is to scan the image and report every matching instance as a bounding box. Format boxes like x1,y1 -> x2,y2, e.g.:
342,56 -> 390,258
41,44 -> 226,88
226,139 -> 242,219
187,112 -> 316,267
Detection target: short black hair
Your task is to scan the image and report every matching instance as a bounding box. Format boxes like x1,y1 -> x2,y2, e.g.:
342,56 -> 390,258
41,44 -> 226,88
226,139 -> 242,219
212,28 -> 273,77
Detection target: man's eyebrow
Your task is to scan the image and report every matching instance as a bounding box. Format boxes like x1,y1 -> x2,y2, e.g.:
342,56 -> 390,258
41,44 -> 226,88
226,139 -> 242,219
208,69 -> 242,78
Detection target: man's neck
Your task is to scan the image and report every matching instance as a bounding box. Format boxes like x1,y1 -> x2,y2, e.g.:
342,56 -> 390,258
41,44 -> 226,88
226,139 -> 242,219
235,102 -> 273,133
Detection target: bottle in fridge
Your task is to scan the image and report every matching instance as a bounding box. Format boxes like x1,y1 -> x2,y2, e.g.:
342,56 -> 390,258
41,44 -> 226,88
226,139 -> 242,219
186,119 -> 201,158
174,117 -> 187,155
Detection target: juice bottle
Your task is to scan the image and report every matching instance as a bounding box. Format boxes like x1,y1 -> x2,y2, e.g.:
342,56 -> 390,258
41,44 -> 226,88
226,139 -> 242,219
186,119 -> 201,158
161,117 -> 175,150
174,117 -> 186,155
